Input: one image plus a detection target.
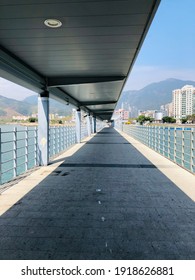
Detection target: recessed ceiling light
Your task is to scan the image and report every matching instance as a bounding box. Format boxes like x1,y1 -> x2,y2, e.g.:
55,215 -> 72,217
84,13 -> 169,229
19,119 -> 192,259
44,19 -> 62,28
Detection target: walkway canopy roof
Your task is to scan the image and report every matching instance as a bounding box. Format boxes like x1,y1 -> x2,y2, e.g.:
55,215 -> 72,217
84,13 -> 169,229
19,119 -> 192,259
0,0 -> 160,120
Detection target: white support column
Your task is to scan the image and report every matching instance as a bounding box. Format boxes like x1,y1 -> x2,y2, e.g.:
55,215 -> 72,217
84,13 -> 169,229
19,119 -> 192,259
76,109 -> 81,143
87,114 -> 91,137
38,92 -> 49,166
91,117 -> 94,134
90,116 -> 93,134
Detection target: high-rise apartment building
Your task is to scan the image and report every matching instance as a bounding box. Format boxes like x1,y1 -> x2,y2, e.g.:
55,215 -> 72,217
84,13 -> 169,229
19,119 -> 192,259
172,85 -> 195,120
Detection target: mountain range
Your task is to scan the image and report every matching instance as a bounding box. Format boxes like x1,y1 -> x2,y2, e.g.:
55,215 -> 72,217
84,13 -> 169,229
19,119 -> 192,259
0,95 -> 36,118
117,78 -> 195,113
23,95 -> 73,116
1,78 -> 195,118
0,94 -> 73,118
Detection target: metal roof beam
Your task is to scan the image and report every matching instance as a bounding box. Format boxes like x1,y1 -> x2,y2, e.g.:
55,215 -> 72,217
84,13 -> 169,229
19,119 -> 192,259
0,46 -> 45,92
95,112 -> 113,115
47,76 -> 126,87
81,100 -> 117,106
49,87 -> 80,108
92,109 -> 114,112
49,87 -> 93,115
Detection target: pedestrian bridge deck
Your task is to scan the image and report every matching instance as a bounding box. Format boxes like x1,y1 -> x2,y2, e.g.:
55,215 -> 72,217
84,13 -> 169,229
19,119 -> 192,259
0,127 -> 195,260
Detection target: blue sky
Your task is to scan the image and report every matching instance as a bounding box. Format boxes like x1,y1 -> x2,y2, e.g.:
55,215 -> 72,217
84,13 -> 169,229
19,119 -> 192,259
124,0 -> 195,90
1,0 -> 195,99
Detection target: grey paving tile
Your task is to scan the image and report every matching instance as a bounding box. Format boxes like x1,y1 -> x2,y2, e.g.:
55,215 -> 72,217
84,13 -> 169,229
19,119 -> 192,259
0,127 -> 195,260
0,250 -> 55,260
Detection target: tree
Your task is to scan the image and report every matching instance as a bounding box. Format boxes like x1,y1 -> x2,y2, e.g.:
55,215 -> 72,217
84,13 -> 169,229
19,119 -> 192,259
136,115 -> 145,125
187,114 -> 195,123
136,115 -> 153,125
162,116 -> 176,123
28,117 -> 38,123
181,118 -> 187,124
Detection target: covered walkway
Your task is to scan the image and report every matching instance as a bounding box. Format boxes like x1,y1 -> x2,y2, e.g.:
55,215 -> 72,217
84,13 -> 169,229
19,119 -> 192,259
0,127 -> 195,260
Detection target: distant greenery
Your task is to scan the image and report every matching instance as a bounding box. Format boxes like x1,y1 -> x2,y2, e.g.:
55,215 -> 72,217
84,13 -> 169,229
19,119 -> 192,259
181,118 -> 188,124
187,114 -> 195,123
28,117 -> 38,123
136,115 -> 153,125
162,116 -> 176,123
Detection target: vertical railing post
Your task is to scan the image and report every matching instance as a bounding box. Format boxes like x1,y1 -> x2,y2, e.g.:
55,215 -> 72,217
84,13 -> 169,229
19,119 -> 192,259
62,126 -> 65,150
59,126 -> 62,152
34,126 -> 39,166
174,128 -> 177,162
25,127 -> 28,171
69,125 -> 71,144
182,128 -> 184,168
154,126 -> 156,150
157,127 -> 159,152
71,126 -> 73,144
54,126 -> 57,154
158,127 -> 160,152
0,128 -> 2,185
53,126 -> 56,154
64,126 -> 67,148
66,125 -> 70,147
63,126 -> 65,149
57,126 -> 59,153
66,125 -> 68,146
52,128 -> 54,156
48,126 -> 51,158
49,127 -> 52,157
191,129 -> 194,173
64,126 -> 66,149
13,127 -> 17,178
168,127 -> 170,159
163,127 -> 165,155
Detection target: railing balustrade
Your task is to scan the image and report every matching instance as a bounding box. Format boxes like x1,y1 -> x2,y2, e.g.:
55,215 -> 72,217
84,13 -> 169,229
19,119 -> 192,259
123,124 -> 195,174
0,121 -> 104,185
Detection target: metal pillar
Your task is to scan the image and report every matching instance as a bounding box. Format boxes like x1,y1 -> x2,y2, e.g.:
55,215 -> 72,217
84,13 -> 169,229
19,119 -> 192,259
38,91 -> 49,166
87,114 -> 91,137
92,116 -> 96,133
76,109 -> 81,143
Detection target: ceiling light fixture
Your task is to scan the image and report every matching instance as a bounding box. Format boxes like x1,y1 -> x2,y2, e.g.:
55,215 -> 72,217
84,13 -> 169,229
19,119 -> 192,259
44,19 -> 62,28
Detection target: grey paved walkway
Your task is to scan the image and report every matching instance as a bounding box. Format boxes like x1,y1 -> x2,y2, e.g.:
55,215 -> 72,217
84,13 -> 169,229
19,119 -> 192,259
0,127 -> 195,260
